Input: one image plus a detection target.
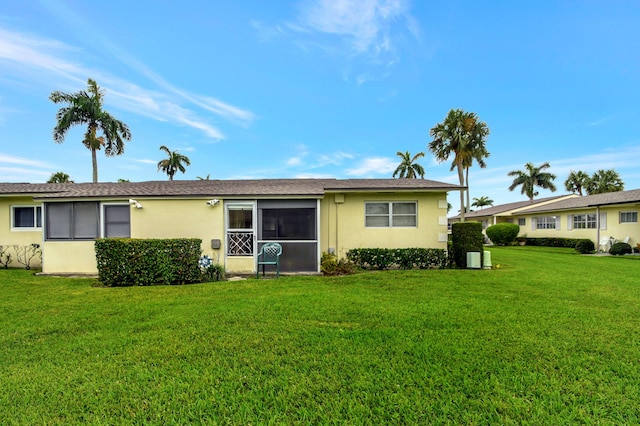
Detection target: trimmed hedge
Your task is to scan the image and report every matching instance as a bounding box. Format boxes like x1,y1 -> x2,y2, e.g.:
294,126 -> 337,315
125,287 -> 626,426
485,223 -> 520,246
95,238 -> 202,286
346,248 -> 449,270
522,237 -> 586,248
610,242 -> 632,256
575,239 -> 595,254
451,222 -> 484,268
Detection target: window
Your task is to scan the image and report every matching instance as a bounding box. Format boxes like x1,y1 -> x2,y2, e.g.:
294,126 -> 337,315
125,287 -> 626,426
12,205 -> 42,230
227,205 -> 254,255
518,218 -> 526,226
572,214 -> 597,229
365,202 -> 417,227
45,202 -> 99,240
261,208 -> 315,240
620,211 -> 638,223
536,216 -> 557,230
103,205 -> 130,237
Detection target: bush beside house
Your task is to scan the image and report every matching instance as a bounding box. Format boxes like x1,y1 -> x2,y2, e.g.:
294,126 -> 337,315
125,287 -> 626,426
485,223 -> 520,246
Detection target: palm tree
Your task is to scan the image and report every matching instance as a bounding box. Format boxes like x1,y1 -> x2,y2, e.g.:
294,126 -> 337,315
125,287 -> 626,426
50,79 -> 131,183
586,169 -> 624,195
197,174 -> 211,180
392,151 -> 425,179
508,162 -> 557,201
157,145 -> 191,180
428,109 -> 490,220
47,172 -> 73,183
564,170 -> 590,196
472,196 -> 494,209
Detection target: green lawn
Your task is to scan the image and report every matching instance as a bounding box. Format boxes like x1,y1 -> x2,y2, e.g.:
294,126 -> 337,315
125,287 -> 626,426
1,247 -> 639,425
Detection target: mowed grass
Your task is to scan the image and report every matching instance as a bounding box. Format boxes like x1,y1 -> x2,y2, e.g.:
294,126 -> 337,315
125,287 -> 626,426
1,247 -> 640,425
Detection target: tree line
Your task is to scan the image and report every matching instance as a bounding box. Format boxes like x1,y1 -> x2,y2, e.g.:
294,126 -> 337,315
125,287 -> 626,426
47,79 -> 627,210
48,78 -> 193,183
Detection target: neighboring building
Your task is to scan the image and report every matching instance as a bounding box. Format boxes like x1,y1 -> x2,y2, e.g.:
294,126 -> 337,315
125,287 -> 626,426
448,195 -> 578,230
515,189 -> 640,248
0,179 -> 461,275
449,190 -> 640,248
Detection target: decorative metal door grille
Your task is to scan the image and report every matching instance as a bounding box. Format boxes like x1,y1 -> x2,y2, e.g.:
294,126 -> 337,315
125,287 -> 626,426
227,231 -> 254,255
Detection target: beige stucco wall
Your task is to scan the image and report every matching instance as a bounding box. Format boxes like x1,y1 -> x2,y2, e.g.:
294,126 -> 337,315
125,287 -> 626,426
320,192 -> 449,259
42,198 -> 226,275
37,191 -> 452,275
516,206 -> 640,247
0,197 -> 44,268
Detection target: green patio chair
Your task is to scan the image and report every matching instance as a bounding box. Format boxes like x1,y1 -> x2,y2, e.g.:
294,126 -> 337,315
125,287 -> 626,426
256,242 -> 282,278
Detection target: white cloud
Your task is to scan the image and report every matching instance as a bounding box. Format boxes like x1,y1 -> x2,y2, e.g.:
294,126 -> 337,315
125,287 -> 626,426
298,0 -> 410,54
0,153 -> 52,168
346,156 -> 396,176
0,26 -> 254,140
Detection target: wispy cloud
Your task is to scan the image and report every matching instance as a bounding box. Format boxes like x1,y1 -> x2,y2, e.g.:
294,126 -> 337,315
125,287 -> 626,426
297,0 -> 411,55
255,0 -> 419,83
0,26 -> 254,140
0,153 -> 55,182
346,156 -> 396,176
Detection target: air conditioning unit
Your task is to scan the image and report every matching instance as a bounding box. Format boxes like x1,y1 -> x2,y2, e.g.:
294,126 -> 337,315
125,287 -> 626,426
467,252 -> 481,269
483,251 -> 492,269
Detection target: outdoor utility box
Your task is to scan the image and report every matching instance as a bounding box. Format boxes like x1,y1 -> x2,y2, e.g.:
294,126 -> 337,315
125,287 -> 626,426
467,252 -> 481,269
211,239 -> 221,249
483,251 -> 492,269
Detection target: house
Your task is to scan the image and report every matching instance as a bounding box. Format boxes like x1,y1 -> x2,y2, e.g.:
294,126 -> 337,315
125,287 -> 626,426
448,190 -> 640,248
0,179 -> 461,275
515,189 -> 640,248
448,195 -> 578,230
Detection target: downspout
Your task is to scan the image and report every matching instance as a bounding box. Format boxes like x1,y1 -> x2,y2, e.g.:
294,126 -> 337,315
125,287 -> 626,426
596,206 -> 601,247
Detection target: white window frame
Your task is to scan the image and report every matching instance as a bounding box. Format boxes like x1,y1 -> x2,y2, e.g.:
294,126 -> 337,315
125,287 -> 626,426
619,211 -> 638,224
517,218 -> 526,226
100,203 -> 131,238
571,214 -> 597,229
11,205 -> 43,231
365,201 -> 417,228
226,202 -> 256,256
535,216 -> 559,230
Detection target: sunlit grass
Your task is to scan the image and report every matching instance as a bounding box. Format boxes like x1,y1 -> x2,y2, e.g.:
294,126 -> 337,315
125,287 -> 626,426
1,247 -> 639,424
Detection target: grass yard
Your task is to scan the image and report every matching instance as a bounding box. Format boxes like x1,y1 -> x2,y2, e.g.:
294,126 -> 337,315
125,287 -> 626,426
1,246 -> 640,425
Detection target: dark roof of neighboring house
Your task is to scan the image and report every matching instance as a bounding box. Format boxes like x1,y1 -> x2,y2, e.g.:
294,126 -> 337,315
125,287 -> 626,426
518,189 -> 640,213
449,194 -> 575,220
0,179 -> 462,200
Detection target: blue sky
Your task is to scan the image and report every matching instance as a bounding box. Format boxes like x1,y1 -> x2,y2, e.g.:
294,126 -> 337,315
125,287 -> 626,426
1,0 -> 640,211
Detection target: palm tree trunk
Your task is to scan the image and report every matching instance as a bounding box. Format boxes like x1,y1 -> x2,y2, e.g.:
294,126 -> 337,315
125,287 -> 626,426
457,162 -> 465,221
465,167 -> 470,215
91,147 -> 98,183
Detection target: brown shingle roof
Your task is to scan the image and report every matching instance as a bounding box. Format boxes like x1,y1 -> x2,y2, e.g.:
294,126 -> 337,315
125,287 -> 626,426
449,194 -> 575,219
0,178 -> 462,200
519,189 -> 640,213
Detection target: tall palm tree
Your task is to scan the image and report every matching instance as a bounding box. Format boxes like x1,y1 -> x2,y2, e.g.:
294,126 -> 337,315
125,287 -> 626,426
47,172 -> 73,183
50,79 -> 131,183
428,109 -> 490,220
392,151 -> 425,179
472,196 -> 493,209
564,170 -> 590,196
460,115 -> 490,214
508,162 -> 557,201
157,145 -> 191,180
586,169 -> 624,195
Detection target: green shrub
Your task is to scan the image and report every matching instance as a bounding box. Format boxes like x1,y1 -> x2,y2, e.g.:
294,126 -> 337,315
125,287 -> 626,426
485,223 -> 520,246
609,242 -> 632,256
523,237 -> 584,248
575,239 -> 595,254
199,256 -> 226,282
321,252 -> 356,275
95,238 -> 202,286
451,222 -> 484,268
346,248 -> 449,270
